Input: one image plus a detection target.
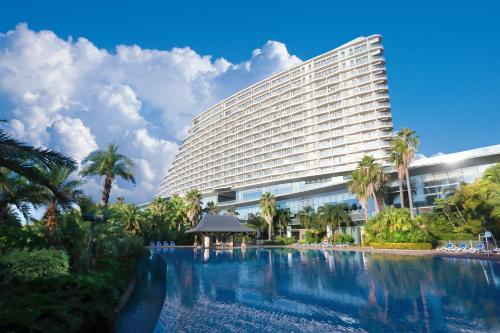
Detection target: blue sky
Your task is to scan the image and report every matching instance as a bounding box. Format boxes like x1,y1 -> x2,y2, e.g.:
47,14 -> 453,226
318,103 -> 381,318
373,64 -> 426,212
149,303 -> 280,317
1,0 -> 499,202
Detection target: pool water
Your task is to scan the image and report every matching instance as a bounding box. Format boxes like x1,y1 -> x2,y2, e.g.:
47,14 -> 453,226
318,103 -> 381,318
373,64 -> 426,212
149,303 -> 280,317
116,248 -> 500,332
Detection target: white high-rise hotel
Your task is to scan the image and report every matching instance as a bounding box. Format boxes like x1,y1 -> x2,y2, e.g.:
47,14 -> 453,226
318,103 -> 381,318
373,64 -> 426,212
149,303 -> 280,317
157,35 -> 392,217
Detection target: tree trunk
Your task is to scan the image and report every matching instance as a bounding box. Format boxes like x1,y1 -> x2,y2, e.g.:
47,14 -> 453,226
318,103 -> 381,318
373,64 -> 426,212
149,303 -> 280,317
405,168 -> 415,218
268,218 -> 273,241
363,201 -> 369,222
46,201 -> 57,240
372,193 -> 380,213
398,175 -> 405,208
100,175 -> 113,206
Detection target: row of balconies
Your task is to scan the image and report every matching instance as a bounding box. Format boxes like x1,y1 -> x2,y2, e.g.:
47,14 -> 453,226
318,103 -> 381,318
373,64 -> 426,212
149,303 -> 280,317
181,92 -> 390,160
170,131 -> 393,189
176,100 -> 391,165
189,60 -> 386,141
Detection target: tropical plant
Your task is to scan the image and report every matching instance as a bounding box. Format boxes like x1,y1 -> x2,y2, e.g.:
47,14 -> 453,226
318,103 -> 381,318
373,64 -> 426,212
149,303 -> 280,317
259,192 -> 277,241
318,203 -> 351,237
79,143 -> 135,206
39,165 -> 83,239
184,189 -> 202,244
390,128 -> 419,218
246,212 -> 264,239
364,207 -> 431,244
275,207 -> 291,237
204,201 -> 220,215
0,122 -> 76,196
348,156 -> 386,220
115,204 -> 145,236
298,205 -> 315,230
0,248 -> 70,283
224,206 -> 239,216
348,168 -> 370,221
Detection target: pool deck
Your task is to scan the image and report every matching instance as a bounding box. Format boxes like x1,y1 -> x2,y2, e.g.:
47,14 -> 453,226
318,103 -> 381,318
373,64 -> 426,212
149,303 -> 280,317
147,245 -> 500,261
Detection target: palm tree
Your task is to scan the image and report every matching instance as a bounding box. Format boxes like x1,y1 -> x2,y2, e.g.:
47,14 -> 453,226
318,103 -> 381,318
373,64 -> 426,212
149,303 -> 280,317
259,192 -> 277,241
246,212 -> 264,239
390,128 -> 419,218
1,121 -> 76,197
184,189 -> 202,244
79,143 -> 135,206
224,206 -> 239,216
318,203 -> 351,238
275,207 -> 291,237
348,168 -> 370,222
116,204 -> 145,236
298,205 -> 315,231
204,201 -> 220,215
318,203 -> 351,236
39,165 -> 83,238
358,156 -> 386,213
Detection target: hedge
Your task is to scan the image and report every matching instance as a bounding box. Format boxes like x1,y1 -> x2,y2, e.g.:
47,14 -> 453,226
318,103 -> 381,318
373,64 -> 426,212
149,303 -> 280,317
369,243 -> 433,250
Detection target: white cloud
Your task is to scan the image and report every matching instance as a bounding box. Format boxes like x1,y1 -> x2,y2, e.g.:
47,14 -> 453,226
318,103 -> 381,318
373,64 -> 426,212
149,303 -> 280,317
0,23 -> 302,203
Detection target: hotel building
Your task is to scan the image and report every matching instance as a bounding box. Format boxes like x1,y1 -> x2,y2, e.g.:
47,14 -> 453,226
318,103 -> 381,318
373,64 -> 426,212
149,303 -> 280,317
156,35 -> 500,227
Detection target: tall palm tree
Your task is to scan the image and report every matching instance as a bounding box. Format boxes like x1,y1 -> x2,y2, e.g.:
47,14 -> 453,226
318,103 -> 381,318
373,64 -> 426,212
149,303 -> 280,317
184,189 -> 202,244
203,201 -> 220,215
275,207 -> 291,237
348,168 -> 370,222
358,156 -> 386,213
79,143 -> 135,206
1,122 -> 76,197
390,128 -> 419,218
39,165 -> 83,238
259,192 -> 277,241
116,204 -> 145,236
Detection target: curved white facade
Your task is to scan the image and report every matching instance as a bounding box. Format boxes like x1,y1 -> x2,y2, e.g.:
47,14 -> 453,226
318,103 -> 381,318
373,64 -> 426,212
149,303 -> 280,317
157,35 -> 392,198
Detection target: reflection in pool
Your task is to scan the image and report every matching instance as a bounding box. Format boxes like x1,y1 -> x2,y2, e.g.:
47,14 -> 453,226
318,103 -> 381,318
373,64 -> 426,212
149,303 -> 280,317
117,248 -> 500,332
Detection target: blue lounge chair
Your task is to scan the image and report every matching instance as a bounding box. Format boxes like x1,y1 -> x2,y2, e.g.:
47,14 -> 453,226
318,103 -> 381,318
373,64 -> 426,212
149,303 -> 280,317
156,241 -> 162,248
163,241 -> 169,248
469,242 -> 485,253
170,241 -> 176,247
150,240 -> 155,248
455,242 -> 467,252
438,242 -> 454,252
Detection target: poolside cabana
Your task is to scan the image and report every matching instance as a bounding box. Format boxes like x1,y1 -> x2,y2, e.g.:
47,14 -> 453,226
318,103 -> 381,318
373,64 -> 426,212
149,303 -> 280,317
186,214 -> 254,248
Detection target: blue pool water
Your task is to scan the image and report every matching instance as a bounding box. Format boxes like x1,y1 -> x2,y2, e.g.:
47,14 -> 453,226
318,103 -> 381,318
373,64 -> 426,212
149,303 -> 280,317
117,248 -> 500,332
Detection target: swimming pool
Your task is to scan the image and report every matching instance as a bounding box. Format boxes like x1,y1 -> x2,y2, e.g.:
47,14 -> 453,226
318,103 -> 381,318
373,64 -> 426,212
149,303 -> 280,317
116,248 -> 500,332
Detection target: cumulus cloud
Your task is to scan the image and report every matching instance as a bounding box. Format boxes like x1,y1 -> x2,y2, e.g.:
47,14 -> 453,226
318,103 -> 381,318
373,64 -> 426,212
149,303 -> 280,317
0,23 -> 302,203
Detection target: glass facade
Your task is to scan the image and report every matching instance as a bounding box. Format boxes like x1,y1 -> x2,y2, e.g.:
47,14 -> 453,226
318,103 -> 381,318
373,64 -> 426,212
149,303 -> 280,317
222,156 -> 499,223
387,164 -> 493,208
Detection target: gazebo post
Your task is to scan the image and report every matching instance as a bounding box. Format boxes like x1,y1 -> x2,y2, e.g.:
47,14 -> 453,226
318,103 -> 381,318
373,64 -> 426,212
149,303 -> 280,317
203,233 -> 210,248
241,235 -> 246,249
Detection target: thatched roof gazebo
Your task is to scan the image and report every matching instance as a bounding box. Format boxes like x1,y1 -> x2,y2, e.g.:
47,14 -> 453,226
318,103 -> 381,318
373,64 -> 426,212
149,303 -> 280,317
187,215 -> 254,247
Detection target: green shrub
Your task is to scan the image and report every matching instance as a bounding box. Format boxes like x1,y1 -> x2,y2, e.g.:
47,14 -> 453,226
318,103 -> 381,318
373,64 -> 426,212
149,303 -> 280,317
369,242 -> 433,250
334,233 -> 355,243
304,231 -> 315,243
365,207 -> 433,244
0,249 -> 69,282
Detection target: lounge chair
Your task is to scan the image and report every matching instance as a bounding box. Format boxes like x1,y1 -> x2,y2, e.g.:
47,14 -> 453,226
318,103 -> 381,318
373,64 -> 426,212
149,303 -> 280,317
163,241 -> 169,248
170,241 -> 176,247
469,242 -> 485,254
150,240 -> 155,248
454,242 -> 467,252
438,242 -> 454,252
156,240 -> 162,248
